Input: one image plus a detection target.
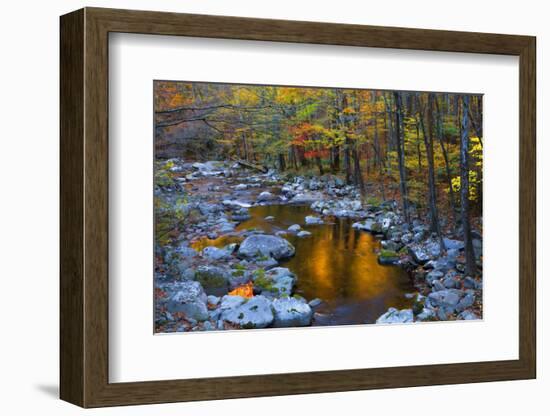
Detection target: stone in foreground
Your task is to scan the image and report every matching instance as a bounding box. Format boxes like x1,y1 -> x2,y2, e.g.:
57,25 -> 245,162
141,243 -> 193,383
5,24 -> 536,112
221,295 -> 274,329
376,307 -> 414,324
165,281 -> 209,322
272,297 -> 313,327
237,234 -> 295,260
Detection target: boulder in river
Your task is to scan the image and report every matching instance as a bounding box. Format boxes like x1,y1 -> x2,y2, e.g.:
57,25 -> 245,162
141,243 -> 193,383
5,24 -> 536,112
257,191 -> 279,203
305,215 -> 323,225
221,295 -> 274,329
288,224 -> 301,232
297,230 -> 312,238
272,297 -> 313,327
238,234 -> 295,260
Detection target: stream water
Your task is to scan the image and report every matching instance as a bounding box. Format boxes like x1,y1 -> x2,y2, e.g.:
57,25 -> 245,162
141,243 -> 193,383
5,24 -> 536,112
199,203 -> 415,326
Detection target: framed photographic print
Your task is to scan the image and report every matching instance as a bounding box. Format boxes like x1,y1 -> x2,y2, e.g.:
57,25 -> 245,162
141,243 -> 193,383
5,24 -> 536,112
60,7 -> 536,408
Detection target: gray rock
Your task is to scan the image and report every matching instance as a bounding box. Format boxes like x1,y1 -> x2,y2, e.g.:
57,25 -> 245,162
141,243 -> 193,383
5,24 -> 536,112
381,240 -> 400,252
165,281 -> 209,321
308,298 -> 323,308
432,280 -> 446,291
427,289 -> 463,310
194,265 -> 230,296
207,295 -> 220,306
264,216 -> 275,221
376,308 -> 414,324
305,215 -> 323,225
255,267 -> 296,297
177,246 -> 199,258
408,244 -> 431,264
201,246 -> 232,260
297,230 -> 312,238
443,238 -> 464,250
458,310 -> 479,320
443,275 -> 459,289
221,295 -> 274,329
235,183 -> 248,190
256,256 -> 279,269
416,307 -> 436,321
238,235 -> 295,260
219,295 -> 246,312
426,270 -> 444,285
464,276 -> 482,290
288,224 -> 301,232
257,191 -> 279,203
456,293 -> 475,312
272,297 -> 313,327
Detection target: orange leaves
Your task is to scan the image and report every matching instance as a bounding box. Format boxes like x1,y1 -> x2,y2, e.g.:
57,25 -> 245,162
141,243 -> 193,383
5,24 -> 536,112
228,282 -> 254,299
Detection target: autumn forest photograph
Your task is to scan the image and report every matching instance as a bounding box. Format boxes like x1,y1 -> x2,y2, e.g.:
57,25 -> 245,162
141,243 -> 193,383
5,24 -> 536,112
153,80 -> 483,333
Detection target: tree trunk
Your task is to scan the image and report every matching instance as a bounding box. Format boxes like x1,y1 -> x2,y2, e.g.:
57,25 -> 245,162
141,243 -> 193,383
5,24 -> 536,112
422,94 -> 445,252
352,146 -> 365,194
315,155 -> 324,175
344,139 -> 352,184
434,96 -> 458,228
460,96 -> 477,276
278,153 -> 286,171
394,92 -> 410,226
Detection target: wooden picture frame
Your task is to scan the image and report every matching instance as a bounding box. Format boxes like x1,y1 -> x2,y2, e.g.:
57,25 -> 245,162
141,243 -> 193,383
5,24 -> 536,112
60,7 -> 536,408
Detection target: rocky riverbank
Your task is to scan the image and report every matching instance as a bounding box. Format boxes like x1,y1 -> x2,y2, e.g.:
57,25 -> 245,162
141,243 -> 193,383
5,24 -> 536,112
154,159 -> 482,333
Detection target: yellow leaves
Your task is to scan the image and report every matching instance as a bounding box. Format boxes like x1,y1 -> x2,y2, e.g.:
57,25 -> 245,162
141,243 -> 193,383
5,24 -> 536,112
342,106 -> 355,114
451,171 -> 479,201
234,88 -> 259,105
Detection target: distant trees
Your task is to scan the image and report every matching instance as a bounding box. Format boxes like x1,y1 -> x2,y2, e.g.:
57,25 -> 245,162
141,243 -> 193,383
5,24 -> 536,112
155,82 -> 482,264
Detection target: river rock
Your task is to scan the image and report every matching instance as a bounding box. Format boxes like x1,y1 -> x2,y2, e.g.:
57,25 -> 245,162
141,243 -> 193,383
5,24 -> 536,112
257,191 -> 279,203
305,215 -> 323,225
201,246 -> 232,260
288,224 -> 301,232
297,230 -> 312,238
416,307 -> 436,321
221,295 -> 274,329
443,238 -> 464,250
426,289 -> 464,311
238,235 -> 295,260
272,297 -> 313,327
376,307 -> 414,324
194,265 -> 230,296
308,298 -> 323,308
254,267 -> 296,297
426,270 -> 444,285
219,295 -> 246,312
456,292 -> 475,312
458,310 -> 479,320
165,281 -> 209,321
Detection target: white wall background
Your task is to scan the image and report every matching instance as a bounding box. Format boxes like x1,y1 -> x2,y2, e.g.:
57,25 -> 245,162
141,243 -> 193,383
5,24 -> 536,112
0,0 -> 545,414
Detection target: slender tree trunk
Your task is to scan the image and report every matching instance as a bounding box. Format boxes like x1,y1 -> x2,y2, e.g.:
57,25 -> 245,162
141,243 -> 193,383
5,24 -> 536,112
421,94 -> 446,252
315,155 -> 324,175
344,138 -> 352,184
460,96 -> 477,276
278,153 -> 286,171
394,92 -> 410,226
352,146 -> 365,194
435,96 -> 458,228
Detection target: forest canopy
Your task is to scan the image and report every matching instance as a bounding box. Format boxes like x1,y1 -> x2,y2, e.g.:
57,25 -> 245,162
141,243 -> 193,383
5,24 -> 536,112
155,81 -> 482,238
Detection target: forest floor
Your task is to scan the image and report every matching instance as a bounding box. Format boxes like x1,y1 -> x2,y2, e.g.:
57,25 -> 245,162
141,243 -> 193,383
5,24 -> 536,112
154,159 -> 483,333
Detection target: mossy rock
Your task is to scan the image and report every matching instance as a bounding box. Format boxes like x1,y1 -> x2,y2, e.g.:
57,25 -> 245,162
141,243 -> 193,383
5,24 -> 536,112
194,266 -> 230,296
378,249 -> 399,265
